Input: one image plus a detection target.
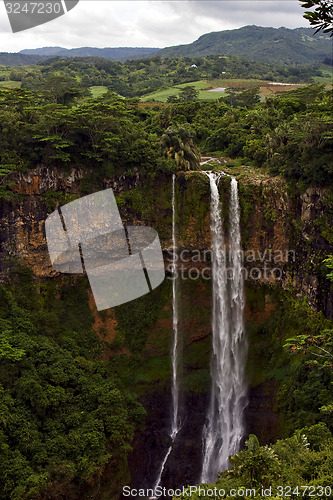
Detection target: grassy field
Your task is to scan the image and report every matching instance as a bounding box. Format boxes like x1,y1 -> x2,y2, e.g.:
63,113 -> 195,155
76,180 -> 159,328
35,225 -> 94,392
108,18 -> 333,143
0,80 -> 21,89
313,64 -> 333,86
140,79 -> 226,103
140,78 -> 305,102
89,85 -> 109,98
0,66 -> 20,89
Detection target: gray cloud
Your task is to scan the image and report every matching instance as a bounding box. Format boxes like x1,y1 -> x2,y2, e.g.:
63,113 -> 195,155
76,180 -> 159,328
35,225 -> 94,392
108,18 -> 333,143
165,1 -> 307,30
0,0 -> 309,52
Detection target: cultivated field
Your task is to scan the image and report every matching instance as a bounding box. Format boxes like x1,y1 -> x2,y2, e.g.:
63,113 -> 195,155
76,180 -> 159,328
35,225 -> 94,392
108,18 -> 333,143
140,78 -> 307,102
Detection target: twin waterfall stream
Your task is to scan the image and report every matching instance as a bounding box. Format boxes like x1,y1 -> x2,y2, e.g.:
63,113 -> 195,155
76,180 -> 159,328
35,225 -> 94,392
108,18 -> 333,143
201,173 -> 247,482
152,169 -> 248,494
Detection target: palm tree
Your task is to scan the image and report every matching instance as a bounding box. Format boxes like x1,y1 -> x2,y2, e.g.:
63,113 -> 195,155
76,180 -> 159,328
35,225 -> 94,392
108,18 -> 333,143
159,126 -> 201,171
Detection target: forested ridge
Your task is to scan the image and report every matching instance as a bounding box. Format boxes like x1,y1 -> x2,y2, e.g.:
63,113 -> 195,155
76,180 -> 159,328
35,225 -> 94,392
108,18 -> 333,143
19,47 -> 160,62
0,81 -> 332,190
158,25 -> 332,65
2,25 -> 331,66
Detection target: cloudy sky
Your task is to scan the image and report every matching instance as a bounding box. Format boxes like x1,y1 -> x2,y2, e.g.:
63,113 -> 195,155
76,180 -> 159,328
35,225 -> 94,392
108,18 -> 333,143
0,1 -> 311,52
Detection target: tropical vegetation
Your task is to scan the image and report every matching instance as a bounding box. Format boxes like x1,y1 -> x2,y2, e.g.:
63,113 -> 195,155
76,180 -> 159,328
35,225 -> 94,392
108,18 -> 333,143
0,32 -> 332,499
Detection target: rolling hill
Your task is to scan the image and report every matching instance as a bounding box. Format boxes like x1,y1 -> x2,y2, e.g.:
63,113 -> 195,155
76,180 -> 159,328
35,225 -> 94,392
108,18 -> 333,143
0,52 -> 47,66
1,25 -> 331,68
158,25 -> 332,65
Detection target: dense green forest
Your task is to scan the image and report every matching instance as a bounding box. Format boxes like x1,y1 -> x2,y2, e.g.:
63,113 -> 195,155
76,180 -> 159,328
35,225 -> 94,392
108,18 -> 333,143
0,81 -> 332,189
0,269 -> 146,499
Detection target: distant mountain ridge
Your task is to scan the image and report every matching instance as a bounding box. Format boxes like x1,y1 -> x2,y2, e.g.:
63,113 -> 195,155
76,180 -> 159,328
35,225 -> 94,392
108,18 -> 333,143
0,26 -> 331,67
20,47 -> 66,56
159,25 -> 332,65
19,46 -> 160,61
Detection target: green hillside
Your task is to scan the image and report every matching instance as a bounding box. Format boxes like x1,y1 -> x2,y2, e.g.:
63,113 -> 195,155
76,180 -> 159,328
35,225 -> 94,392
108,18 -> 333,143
0,52 -> 46,67
140,80 -> 224,102
159,25 -> 332,65
314,64 -> 333,84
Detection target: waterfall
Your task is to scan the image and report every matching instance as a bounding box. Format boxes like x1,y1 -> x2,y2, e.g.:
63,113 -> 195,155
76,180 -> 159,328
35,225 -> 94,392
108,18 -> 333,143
151,174 -> 180,496
201,172 -> 247,483
152,445 -> 172,494
170,173 -> 181,439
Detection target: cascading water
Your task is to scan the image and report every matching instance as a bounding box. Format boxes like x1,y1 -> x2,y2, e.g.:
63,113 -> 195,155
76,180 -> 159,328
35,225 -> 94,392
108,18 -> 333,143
151,174 -> 181,495
229,177 -> 248,460
170,173 -> 181,439
201,172 -> 247,483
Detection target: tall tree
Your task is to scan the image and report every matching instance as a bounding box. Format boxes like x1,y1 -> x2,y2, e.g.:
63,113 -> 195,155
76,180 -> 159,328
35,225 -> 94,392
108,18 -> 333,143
160,126 -> 201,170
179,86 -> 199,102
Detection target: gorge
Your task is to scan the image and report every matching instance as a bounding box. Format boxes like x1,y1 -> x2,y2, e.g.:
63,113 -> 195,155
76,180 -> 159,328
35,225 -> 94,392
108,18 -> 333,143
150,170 -> 248,492
0,163 -> 332,499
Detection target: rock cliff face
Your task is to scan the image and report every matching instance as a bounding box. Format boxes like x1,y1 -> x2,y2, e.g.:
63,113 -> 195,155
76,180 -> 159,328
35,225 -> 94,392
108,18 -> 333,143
1,165 -> 332,317
1,165 -> 332,495
0,166 -> 143,279
236,171 -> 333,318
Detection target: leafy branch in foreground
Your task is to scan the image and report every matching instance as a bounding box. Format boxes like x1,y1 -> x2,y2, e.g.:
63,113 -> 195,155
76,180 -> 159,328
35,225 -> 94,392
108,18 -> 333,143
300,0 -> 333,35
284,330 -> 333,368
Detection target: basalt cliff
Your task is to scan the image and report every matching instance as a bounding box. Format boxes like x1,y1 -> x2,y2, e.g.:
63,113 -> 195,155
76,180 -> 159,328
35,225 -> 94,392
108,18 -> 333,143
1,164 -> 332,313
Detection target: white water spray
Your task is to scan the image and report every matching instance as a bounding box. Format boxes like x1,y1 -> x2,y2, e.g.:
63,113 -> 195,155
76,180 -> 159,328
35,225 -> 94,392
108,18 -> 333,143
201,172 -> 247,483
151,174 -> 181,495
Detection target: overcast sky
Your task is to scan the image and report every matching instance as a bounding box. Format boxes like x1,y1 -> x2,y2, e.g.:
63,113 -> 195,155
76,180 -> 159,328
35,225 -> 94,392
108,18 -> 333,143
0,1 -> 311,52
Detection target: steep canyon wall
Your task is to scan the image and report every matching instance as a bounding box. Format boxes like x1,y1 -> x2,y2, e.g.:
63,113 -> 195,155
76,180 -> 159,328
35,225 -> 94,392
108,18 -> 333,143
1,166 -> 332,316
1,166 -> 332,495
